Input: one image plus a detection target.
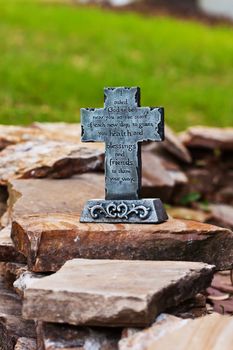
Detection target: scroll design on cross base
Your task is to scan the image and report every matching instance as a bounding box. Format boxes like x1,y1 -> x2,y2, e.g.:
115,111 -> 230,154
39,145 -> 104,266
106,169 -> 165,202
89,201 -> 151,220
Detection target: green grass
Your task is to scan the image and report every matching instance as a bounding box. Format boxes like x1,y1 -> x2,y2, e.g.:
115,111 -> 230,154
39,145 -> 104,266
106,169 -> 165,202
0,1 -> 233,130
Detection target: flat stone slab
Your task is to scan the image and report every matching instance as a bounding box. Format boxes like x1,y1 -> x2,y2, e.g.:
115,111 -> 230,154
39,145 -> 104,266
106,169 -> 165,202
23,259 -> 214,327
12,212 -> 233,272
8,174 -> 104,220
180,126 -> 233,150
9,175 -> 233,272
0,123 -> 82,150
0,140 -> 104,185
120,313 -> 233,350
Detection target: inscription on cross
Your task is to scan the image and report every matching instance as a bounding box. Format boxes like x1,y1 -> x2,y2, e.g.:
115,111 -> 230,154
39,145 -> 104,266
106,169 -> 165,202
81,87 -> 164,200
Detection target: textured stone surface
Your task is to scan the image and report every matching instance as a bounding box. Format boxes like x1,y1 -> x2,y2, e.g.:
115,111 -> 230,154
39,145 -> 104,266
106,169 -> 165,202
144,125 -> 191,163
14,337 -> 36,350
0,122 -> 85,150
23,259 -> 214,326
141,151 -> 187,201
12,212 -> 233,272
121,313 -> 233,350
180,126 -> 233,150
0,141 -> 104,185
0,269 -> 35,350
8,174 -> 103,221
0,226 -> 26,263
207,271 -> 233,315
37,322 -> 121,350
207,204 -> 233,230
166,293 -> 207,319
119,314 -> 184,350
167,207 -> 210,222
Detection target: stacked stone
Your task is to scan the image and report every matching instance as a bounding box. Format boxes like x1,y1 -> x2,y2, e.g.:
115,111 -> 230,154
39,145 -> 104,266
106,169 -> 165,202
0,123 -> 232,349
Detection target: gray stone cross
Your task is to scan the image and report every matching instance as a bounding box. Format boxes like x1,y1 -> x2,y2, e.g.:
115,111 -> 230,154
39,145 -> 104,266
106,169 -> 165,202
81,87 -> 164,200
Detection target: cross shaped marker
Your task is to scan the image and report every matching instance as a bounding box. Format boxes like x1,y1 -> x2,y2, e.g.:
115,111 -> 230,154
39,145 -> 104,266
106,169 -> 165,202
81,87 -> 164,200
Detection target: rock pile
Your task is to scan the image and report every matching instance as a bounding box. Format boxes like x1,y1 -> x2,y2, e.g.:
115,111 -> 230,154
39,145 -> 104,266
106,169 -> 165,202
0,122 -> 232,349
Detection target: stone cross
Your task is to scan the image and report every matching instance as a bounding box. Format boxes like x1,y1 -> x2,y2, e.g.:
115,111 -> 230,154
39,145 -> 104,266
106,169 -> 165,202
81,87 -> 164,200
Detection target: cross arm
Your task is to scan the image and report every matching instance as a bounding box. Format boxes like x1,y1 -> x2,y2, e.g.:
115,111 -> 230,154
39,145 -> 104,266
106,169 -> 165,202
81,108 -> 106,142
136,107 -> 164,142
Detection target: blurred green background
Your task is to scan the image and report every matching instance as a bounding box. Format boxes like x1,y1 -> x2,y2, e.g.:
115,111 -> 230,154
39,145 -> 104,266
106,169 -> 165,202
0,0 -> 233,130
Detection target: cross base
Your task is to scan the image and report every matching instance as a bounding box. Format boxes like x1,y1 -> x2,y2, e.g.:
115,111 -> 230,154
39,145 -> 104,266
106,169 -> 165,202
80,199 -> 168,224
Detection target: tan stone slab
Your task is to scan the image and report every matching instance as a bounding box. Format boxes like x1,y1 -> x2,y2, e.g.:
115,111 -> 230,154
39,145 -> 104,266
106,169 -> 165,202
37,322 -> 121,350
23,259 -> 214,327
180,126 -> 233,150
12,211 -> 233,272
0,122 -> 104,151
0,140 -> 104,185
0,226 -> 26,263
121,313 -> 233,350
8,174 -> 104,220
144,125 -> 192,163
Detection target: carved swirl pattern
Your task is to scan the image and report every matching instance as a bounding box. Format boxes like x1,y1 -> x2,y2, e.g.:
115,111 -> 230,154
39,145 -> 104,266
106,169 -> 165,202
89,202 -> 151,220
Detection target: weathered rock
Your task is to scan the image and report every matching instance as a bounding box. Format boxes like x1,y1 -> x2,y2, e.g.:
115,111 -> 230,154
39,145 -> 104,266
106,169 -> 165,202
180,126 -> 233,150
0,123 -> 83,150
167,207 -> 210,222
207,271 -> 233,315
37,322 -> 121,350
0,141 -> 104,185
14,337 -> 36,350
23,259 -> 214,327
166,293 -> 207,319
0,226 -> 26,263
120,313 -> 233,350
207,204 -> 233,230
119,314 -> 185,350
143,125 -> 192,163
14,271 -> 45,298
8,174 -> 104,220
0,262 -> 27,291
12,212 -> 233,272
0,269 -> 35,350
141,151 -> 187,201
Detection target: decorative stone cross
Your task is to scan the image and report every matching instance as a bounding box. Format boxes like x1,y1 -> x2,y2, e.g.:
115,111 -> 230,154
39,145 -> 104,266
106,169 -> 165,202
80,87 -> 168,224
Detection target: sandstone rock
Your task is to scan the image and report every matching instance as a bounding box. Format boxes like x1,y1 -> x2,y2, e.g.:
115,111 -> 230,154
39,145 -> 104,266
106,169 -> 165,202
8,174 -> 104,220
142,151 -> 187,202
37,322 -> 121,350
0,262 -> 27,291
167,207 -> 210,222
14,337 -> 36,350
8,175 -> 233,272
0,269 -> 35,350
143,125 -> 192,163
207,271 -> 233,315
0,123 -> 84,150
180,126 -> 233,150
0,226 -> 25,263
120,313 -> 233,350
23,259 -> 214,326
166,293 -> 207,319
207,204 -> 233,230
14,271 -> 45,298
119,314 -> 185,350
12,212 -> 233,272
0,141 -> 104,185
